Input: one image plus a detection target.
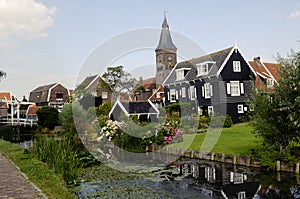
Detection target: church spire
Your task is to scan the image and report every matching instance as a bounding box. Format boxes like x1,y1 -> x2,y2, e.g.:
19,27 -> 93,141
155,14 -> 177,51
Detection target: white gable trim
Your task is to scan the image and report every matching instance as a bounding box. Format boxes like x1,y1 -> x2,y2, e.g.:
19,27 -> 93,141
216,46 -> 257,77
86,75 -> 101,90
47,83 -> 59,102
162,62 -> 179,86
261,62 -> 278,83
148,99 -> 160,115
109,100 -> 129,118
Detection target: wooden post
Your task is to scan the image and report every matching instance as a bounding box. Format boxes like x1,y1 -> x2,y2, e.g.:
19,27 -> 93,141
221,153 -> 225,162
295,162 -> 300,174
211,153 -> 215,161
191,150 -> 195,158
276,160 -> 281,172
246,156 -> 251,167
233,155 -> 237,165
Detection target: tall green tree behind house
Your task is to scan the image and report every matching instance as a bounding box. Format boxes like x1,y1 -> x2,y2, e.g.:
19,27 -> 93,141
102,65 -> 138,95
252,49 -> 300,151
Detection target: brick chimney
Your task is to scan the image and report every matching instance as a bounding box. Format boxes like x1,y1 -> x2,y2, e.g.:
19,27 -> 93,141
139,76 -> 143,85
253,56 -> 262,66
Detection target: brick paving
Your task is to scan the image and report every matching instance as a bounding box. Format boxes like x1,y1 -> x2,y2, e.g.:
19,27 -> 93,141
0,152 -> 45,199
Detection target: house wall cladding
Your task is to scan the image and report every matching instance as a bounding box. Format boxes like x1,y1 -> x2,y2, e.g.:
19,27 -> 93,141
49,84 -> 69,102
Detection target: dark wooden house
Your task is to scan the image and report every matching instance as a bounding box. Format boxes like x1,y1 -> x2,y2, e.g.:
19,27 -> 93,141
109,100 -> 159,122
76,75 -> 113,105
163,45 -> 256,123
29,83 -> 71,111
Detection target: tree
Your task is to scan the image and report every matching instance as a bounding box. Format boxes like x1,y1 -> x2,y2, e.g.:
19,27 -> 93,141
251,49 -> 300,151
102,66 -> 138,95
36,106 -> 59,130
0,70 -> 6,81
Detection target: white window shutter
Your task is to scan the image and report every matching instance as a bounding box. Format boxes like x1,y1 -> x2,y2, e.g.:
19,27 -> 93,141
210,84 -> 213,97
176,90 -> 178,99
227,83 -> 231,94
240,83 -> 244,94
202,86 -> 204,97
188,88 -> 190,99
167,92 -> 170,100
194,87 -> 197,98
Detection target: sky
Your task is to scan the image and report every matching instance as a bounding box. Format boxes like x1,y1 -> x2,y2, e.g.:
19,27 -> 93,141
0,0 -> 299,99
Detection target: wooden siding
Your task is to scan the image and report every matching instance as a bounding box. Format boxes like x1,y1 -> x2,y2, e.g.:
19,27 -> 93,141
49,84 -> 69,103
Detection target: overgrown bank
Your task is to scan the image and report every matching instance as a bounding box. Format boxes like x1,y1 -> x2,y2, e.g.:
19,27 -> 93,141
0,139 -> 76,199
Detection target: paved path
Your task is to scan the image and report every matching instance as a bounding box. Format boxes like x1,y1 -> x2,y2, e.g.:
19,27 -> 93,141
0,152 -> 45,199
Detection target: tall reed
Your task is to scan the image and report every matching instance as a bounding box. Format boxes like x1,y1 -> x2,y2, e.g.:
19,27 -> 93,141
32,135 -> 82,184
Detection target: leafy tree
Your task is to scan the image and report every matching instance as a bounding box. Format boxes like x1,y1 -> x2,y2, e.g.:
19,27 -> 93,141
251,49 -> 300,151
36,106 -> 59,130
0,70 -> 6,81
102,65 -> 138,95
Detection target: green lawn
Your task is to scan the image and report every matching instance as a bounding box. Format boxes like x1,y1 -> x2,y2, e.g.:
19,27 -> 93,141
0,139 -> 76,199
169,123 -> 259,155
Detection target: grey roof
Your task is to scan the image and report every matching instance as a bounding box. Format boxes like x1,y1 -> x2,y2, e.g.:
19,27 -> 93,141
76,75 -> 98,91
164,46 -> 234,85
155,15 -> 177,51
29,83 -> 57,103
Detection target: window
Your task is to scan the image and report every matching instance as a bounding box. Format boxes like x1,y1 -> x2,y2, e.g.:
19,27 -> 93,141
203,83 -> 213,99
208,106 -> 214,116
227,81 -> 241,96
182,87 -> 186,98
267,78 -> 274,88
233,61 -> 241,72
238,104 -> 244,113
238,191 -> 246,199
197,63 -> 209,76
170,89 -> 176,102
102,92 -> 108,99
176,70 -> 184,80
56,93 -> 63,101
190,86 -> 196,100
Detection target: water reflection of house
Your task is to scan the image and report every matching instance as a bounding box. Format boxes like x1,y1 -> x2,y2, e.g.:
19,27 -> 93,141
171,161 -> 260,199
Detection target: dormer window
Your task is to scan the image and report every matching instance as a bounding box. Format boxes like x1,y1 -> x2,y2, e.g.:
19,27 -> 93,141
233,61 -> 241,72
196,61 -> 215,76
175,68 -> 190,81
56,92 -> 63,101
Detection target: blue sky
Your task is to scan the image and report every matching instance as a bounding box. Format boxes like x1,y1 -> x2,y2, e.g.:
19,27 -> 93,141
0,0 -> 299,99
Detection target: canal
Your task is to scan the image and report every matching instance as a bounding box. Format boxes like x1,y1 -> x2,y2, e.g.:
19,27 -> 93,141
0,127 -> 299,198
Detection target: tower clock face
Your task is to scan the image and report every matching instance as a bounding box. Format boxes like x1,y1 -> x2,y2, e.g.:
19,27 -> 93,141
168,56 -> 172,62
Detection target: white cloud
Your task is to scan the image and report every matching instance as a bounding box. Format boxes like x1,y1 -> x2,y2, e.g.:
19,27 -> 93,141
0,0 -> 56,47
289,10 -> 300,19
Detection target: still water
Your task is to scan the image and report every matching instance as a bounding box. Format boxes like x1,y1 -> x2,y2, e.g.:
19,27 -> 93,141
75,158 -> 300,199
0,126 -> 34,149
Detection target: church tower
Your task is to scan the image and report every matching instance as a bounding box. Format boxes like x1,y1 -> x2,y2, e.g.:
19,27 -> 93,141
155,14 -> 177,87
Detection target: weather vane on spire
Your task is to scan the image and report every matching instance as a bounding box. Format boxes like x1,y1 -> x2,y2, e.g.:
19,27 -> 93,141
164,9 -> 167,17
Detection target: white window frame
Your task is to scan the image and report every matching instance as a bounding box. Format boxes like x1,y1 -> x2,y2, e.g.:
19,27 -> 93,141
182,87 -> 186,98
190,86 -> 196,100
267,78 -> 274,88
233,61 -> 241,72
208,106 -> 214,116
102,92 -> 108,99
176,70 -> 184,80
197,63 -> 209,76
230,81 -> 240,96
237,104 -> 244,113
170,89 -> 176,102
204,83 -> 211,99
238,191 -> 246,199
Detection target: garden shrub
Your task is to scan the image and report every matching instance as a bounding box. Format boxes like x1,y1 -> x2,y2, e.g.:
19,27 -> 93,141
36,106 -> 59,130
97,101 -> 112,116
199,115 -> 209,129
224,115 -> 233,128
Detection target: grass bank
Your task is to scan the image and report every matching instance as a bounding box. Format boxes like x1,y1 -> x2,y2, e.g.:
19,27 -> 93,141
0,139 -> 76,199
169,123 -> 259,155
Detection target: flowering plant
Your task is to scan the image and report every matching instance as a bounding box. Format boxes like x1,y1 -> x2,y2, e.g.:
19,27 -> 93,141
97,120 -> 125,142
162,125 -> 183,144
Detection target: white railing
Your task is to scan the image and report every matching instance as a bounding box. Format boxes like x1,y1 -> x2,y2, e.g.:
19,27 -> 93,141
0,118 -> 37,127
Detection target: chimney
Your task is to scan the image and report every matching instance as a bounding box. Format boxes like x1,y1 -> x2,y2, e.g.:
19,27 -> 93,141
253,56 -> 262,66
139,76 -> 143,85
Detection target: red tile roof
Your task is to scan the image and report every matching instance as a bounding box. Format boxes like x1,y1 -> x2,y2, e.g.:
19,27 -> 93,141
263,62 -> 281,81
27,104 -> 38,115
149,86 -> 164,101
0,92 -> 12,107
142,77 -> 156,90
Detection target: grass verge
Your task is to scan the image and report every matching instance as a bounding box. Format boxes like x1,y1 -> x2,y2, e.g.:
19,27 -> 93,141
169,123 -> 259,155
0,139 -> 76,199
